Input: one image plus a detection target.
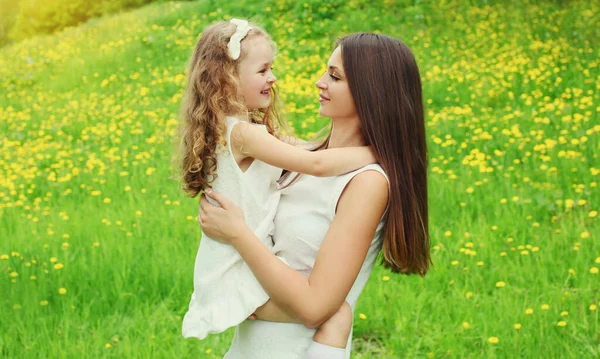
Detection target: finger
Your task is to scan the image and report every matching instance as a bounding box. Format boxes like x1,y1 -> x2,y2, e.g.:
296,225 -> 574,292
199,194 -> 209,212
204,188 -> 229,209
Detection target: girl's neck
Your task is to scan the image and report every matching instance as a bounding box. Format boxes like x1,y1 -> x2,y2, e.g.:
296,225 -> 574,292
327,117 -> 365,148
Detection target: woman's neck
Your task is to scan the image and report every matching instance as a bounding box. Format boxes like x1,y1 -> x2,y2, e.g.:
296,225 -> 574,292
327,118 -> 365,148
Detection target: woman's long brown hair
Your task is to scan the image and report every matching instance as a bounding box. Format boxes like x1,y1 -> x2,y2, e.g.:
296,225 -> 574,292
339,33 -> 430,275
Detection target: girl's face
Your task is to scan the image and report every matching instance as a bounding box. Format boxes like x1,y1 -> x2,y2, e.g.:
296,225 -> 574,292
316,46 -> 357,120
238,36 -> 277,111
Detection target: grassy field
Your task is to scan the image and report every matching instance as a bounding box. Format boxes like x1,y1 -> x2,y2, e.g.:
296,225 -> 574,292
1,0 -> 599,357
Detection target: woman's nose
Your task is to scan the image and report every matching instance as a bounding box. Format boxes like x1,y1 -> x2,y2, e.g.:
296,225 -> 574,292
316,74 -> 327,89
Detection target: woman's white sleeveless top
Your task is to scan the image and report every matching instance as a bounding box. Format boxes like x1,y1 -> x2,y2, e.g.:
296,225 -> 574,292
225,164 -> 388,359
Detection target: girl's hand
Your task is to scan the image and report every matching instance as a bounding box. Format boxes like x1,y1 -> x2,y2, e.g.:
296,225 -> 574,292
199,189 -> 249,244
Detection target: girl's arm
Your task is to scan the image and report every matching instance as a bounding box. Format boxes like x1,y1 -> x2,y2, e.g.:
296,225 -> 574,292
199,170 -> 388,328
279,133 -> 308,146
231,121 -> 375,177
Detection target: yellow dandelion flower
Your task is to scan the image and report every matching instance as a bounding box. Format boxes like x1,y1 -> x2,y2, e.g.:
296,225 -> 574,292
9,271 -> 18,278
596,257 -> 600,264
477,261 -> 484,266
496,281 -> 506,288
30,276 -> 37,280
581,232 -> 590,238
54,263 -> 64,270
557,321 -> 567,327
205,349 -> 213,354
590,211 -> 598,217
105,343 -> 112,349
514,323 -> 521,330
382,276 -> 390,281
541,304 -> 550,310
525,308 -> 534,315
462,322 -> 470,329
40,300 -> 49,306
568,269 -> 576,275
103,198 -> 111,204
445,231 -> 452,237
58,288 -> 67,295
359,313 -> 367,320
590,304 -> 597,311
488,337 -> 499,344
590,267 -> 599,274
560,311 -> 568,316
50,257 -> 57,263
451,260 -> 459,266
465,292 -> 473,299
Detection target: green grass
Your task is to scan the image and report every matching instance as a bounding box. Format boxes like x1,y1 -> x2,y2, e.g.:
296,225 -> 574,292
1,0 -> 599,357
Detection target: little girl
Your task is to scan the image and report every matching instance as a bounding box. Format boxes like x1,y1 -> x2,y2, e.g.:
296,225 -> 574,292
179,19 -> 372,358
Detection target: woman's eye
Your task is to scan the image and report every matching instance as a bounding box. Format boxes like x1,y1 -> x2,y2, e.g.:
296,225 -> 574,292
329,74 -> 339,81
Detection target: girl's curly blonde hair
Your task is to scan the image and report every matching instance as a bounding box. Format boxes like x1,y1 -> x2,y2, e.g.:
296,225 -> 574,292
178,21 -> 283,197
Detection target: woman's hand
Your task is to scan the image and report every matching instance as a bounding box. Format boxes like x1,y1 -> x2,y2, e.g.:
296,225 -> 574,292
198,189 -> 249,244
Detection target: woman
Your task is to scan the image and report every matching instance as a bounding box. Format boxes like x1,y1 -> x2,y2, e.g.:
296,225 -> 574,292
200,32 -> 430,358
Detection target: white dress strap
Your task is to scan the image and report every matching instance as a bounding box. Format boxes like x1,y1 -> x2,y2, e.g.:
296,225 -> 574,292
328,163 -> 389,217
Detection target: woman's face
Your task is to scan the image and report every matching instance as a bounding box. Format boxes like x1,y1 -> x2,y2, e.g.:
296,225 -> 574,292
316,46 -> 357,120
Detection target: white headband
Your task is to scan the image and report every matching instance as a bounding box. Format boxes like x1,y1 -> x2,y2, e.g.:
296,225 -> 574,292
228,19 -> 251,60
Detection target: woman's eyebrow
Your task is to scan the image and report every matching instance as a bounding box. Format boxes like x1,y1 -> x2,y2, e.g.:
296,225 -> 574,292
328,65 -> 344,76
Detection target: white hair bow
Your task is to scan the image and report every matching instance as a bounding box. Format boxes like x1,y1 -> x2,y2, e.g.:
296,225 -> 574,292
228,19 -> 251,60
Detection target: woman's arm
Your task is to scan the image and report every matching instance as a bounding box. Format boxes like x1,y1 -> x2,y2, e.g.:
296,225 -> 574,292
200,170 -> 388,328
230,121 -> 375,177
252,299 -> 300,323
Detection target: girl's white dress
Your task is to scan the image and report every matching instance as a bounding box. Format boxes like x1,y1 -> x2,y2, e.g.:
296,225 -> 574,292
224,164 -> 389,359
182,117 -> 283,340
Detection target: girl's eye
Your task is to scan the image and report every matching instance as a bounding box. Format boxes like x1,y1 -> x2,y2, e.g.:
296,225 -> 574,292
259,69 -> 267,74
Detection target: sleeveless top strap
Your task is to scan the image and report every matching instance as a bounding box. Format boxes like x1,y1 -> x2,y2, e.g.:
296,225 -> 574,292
328,163 -> 389,218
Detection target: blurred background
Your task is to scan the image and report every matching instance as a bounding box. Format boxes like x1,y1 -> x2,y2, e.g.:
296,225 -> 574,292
1,0 -> 598,358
